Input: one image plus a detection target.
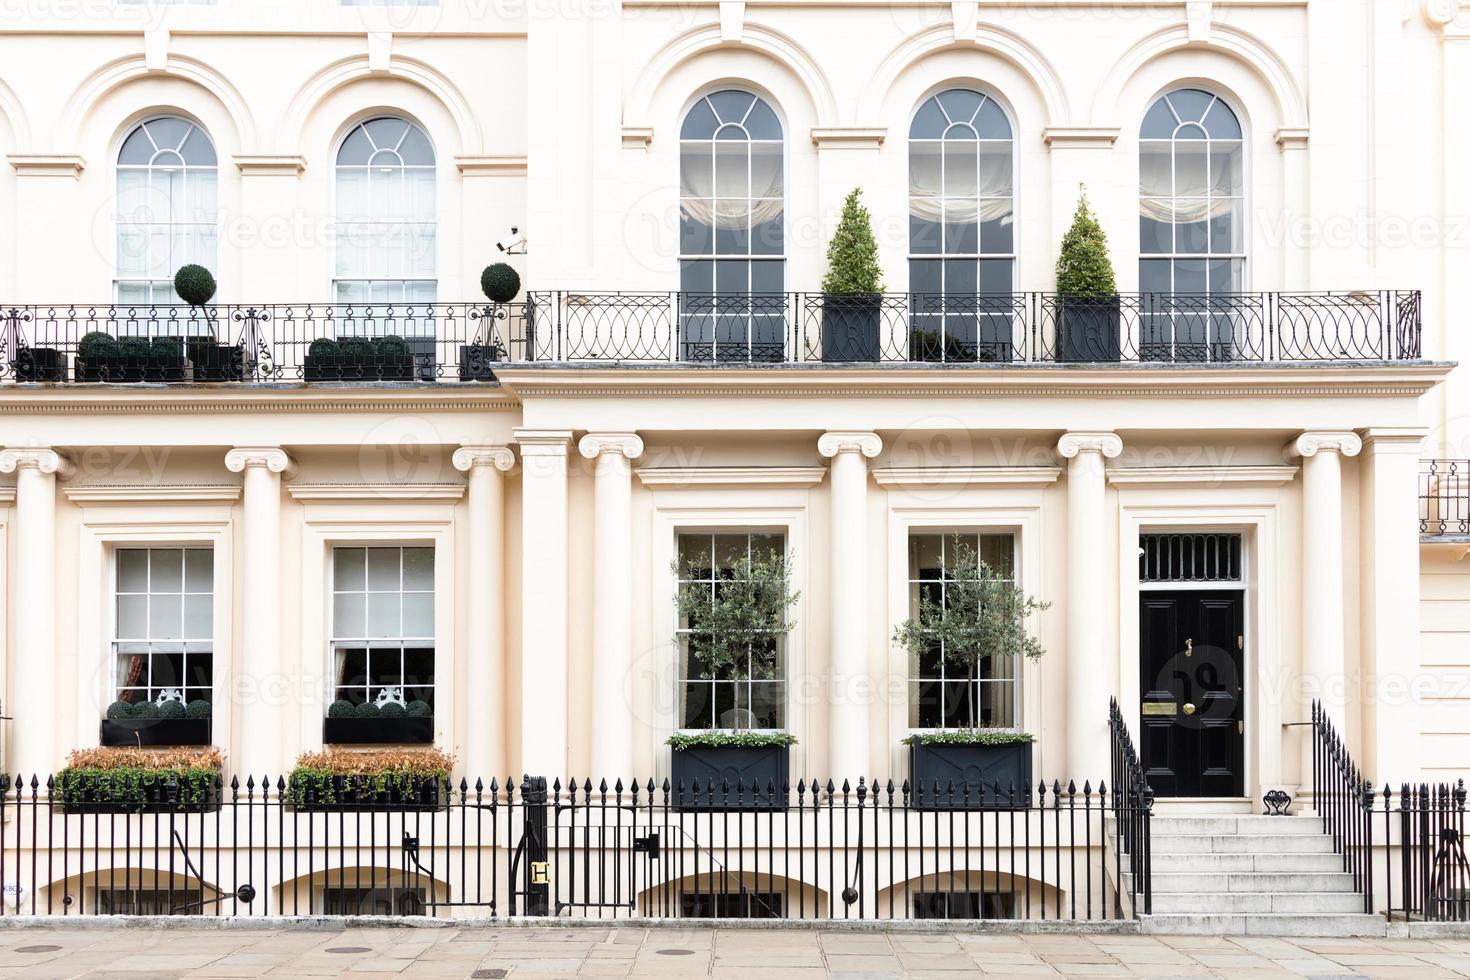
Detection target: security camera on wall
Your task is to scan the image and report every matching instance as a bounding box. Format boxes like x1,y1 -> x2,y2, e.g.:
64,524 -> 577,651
496,227 -> 527,254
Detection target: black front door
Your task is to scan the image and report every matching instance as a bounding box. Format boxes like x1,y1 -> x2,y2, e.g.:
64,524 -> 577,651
1139,590 -> 1244,797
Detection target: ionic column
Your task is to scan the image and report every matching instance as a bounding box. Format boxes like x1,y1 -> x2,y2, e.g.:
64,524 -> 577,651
1057,432 -> 1123,780
1285,432 -> 1362,730
579,433 -> 644,780
225,448 -> 294,780
453,446 -> 516,782
515,429 -> 572,776
818,432 -> 882,779
0,448 -> 72,779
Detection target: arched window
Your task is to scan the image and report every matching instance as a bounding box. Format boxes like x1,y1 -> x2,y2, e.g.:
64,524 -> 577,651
334,117 -> 437,304
908,89 -> 1014,361
116,117 -> 218,305
678,90 -> 785,361
1139,89 -> 1244,295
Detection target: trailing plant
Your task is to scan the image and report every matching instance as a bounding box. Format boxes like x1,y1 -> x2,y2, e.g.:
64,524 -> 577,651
666,731 -> 797,751
480,263 -> 521,304
671,547 -> 799,689
58,747 -> 223,811
173,264 -> 217,307
78,332 -> 119,360
820,188 -> 884,296
1055,187 -> 1117,297
902,729 -> 1033,747
287,747 -> 453,806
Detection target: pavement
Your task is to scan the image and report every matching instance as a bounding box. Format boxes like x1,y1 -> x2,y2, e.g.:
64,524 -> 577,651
3,926 -> 1470,978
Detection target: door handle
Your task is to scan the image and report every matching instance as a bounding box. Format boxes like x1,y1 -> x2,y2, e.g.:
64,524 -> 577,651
1182,702 -> 1197,716
1185,638 -> 1193,657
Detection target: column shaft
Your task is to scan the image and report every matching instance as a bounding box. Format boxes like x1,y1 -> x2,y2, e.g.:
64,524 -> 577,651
516,430 -> 572,776
455,448 -> 514,781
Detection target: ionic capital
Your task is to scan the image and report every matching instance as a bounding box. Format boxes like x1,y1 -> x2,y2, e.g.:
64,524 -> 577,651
578,432 -> 645,461
1286,432 -> 1363,460
453,446 -> 515,473
817,431 -> 882,459
1056,432 -> 1123,460
224,447 -> 295,476
0,448 -> 74,479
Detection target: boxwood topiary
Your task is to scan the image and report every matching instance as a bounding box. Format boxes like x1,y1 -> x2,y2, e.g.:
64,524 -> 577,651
375,335 -> 409,359
308,338 -> 340,359
338,337 -> 374,360
150,337 -> 182,360
157,699 -> 186,720
379,701 -> 406,718
480,263 -> 521,304
130,701 -> 160,720
173,264 -> 217,307
118,336 -> 152,358
185,699 -> 211,720
352,701 -> 381,719
78,332 -> 119,360
328,699 -> 356,719
105,700 -> 133,720
405,699 -> 432,718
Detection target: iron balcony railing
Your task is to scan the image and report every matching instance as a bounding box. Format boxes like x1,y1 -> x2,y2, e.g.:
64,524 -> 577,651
1422,459 -> 1470,537
0,290 -> 1423,382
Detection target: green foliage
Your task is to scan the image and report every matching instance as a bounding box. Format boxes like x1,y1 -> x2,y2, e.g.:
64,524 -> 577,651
130,701 -> 160,720
379,701 -> 406,718
328,699 -> 356,718
58,755 -> 221,812
105,700 -> 133,720
150,337 -> 182,359
173,264 -> 217,307
892,543 -> 1050,677
374,335 -> 409,359
480,263 -> 521,304
902,729 -> 1034,747
405,700 -> 432,718
1055,188 -> 1117,296
286,748 -> 453,807
156,699 -> 186,720
666,731 -> 797,750
821,188 -> 884,296
338,337 -> 374,359
118,336 -> 153,358
185,699 -> 211,720
78,332 -> 119,360
672,548 -> 799,689
308,338 -> 340,359
352,701 -> 381,719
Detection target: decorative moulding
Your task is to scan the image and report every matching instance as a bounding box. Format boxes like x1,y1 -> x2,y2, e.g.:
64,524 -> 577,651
224,447 -> 295,476
719,0 -> 744,40
818,431 -> 883,458
234,155 -> 307,176
455,156 -> 528,176
65,484 -> 243,503
621,127 -> 654,149
0,487 -> 14,504
1105,465 -> 1298,489
872,466 -> 1061,488
1056,432 -> 1124,459
287,483 -> 466,501
1042,128 -> 1120,149
810,128 -> 886,150
0,448 -> 74,477
1285,431 -> 1363,460
635,465 -> 826,489
8,154 -> 84,178
951,0 -> 977,41
1275,127 -> 1310,148
451,446 -> 515,472
578,432 -> 645,460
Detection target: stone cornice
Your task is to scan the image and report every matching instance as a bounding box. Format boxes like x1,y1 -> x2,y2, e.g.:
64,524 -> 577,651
1285,431 -> 1363,460
0,447 -> 74,477
224,447 -> 295,476
621,127 -> 654,149
1105,465 -> 1298,489
0,388 -> 521,415
513,428 -> 573,457
634,465 -> 826,489
64,484 -> 242,503
455,155 -> 528,176
452,446 -> 515,472
1057,432 -> 1123,459
0,487 -> 14,504
872,465 -> 1061,488
817,431 -> 883,459
8,154 -> 84,178
810,127 -> 886,149
1042,127 -> 1120,149
578,432 -> 645,460
1275,127 -> 1310,148
233,155 -> 306,176
1359,426 -> 1428,450
286,483 -> 465,501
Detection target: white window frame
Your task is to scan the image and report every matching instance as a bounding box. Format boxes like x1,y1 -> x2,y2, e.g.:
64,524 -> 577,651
111,546 -> 216,707
333,116 -> 438,305
327,544 -> 436,711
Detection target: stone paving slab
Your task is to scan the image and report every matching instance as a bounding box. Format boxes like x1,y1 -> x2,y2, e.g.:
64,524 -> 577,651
5,927 -> 1470,978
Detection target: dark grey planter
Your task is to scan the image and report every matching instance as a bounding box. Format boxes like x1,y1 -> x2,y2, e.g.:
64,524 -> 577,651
670,744 -> 789,811
323,716 -> 434,745
820,294 -> 882,362
1056,295 -> 1121,362
101,718 -> 211,747
13,346 -> 66,382
302,353 -> 416,382
909,740 -> 1033,810
187,343 -> 246,381
75,355 -> 190,383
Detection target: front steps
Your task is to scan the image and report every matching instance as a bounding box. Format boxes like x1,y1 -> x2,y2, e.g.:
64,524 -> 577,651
1126,812 -> 1384,936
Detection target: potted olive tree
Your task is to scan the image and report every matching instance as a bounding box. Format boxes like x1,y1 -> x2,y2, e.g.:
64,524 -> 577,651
669,547 -> 799,810
460,263 -> 517,381
820,188 -> 884,362
893,544 -> 1049,809
1055,188 -> 1121,362
174,265 -> 244,382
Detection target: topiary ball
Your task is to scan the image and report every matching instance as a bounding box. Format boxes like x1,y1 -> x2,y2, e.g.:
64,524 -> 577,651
131,701 -> 160,720
375,335 -> 409,359
185,699 -> 211,719
78,331 -> 119,360
379,701 -> 406,718
157,699 -> 186,720
405,699 -> 432,718
308,338 -> 340,359
118,336 -> 152,358
328,699 -> 356,719
338,337 -> 373,359
150,337 -> 182,360
173,264 -> 217,307
105,700 -> 133,720
480,263 -> 521,304
353,701 -> 381,719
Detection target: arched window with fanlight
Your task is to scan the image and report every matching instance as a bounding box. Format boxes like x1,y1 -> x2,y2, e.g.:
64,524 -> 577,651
334,116 -> 437,304
908,89 -> 1015,362
1139,88 -> 1245,360
116,117 -> 218,305
678,90 -> 785,362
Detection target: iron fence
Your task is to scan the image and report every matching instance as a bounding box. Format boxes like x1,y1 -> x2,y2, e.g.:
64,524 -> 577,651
1421,459 -> 1469,537
0,290 -> 1422,382
0,772 -> 1144,922
1108,698 -> 1152,916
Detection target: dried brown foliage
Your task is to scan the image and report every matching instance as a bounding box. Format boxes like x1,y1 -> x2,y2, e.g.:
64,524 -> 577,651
65,746 -> 224,772
291,747 -> 454,776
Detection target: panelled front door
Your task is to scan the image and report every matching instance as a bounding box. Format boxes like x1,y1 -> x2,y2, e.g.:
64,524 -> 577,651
1139,590 -> 1244,797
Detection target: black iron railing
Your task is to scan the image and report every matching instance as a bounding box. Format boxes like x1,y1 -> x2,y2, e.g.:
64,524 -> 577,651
0,772 -> 1145,921
1312,701 -> 1376,914
1380,780 -> 1469,922
0,290 -> 1423,382
1107,698 -> 1152,916
1421,459 -> 1469,537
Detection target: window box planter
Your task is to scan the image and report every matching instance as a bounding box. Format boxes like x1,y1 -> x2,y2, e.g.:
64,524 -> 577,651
323,716 -> 434,746
1056,295 -> 1121,362
57,749 -> 224,815
75,354 -> 191,383
12,346 -> 66,382
101,718 -> 211,748
820,294 -> 882,362
302,353 -> 416,382
287,772 -> 448,813
669,739 -> 790,811
187,342 -> 246,382
457,344 -> 501,382
908,737 -> 1032,811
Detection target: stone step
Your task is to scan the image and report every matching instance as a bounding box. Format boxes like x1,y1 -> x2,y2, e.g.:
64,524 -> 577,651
1150,832 -> 1335,854
1149,890 -> 1369,914
1142,912 -> 1386,937
1151,851 -> 1346,873
1145,815 -> 1324,836
1150,798 -> 1255,815
1142,871 -> 1358,893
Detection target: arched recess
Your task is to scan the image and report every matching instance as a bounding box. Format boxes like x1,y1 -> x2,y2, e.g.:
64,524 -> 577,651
275,866 -> 451,915
875,869 -> 1065,919
635,870 -> 829,918
61,54 -> 254,151
35,868 -> 221,915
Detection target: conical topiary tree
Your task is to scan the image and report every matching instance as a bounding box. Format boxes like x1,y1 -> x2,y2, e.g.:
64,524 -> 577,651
1055,187 -> 1116,297
821,188 -> 884,296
